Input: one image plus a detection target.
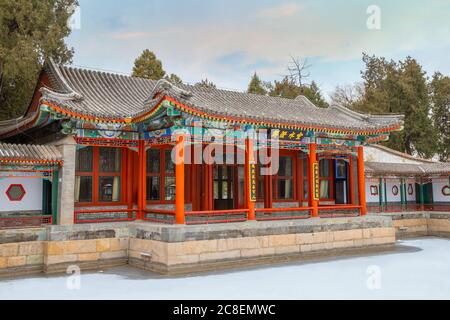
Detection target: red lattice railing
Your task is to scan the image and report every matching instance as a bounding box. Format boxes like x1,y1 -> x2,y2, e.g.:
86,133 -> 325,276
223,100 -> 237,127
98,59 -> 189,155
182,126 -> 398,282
424,204 -> 450,212
256,207 -> 310,221
74,209 -> 136,224
185,209 -> 249,225
143,209 -> 175,224
318,205 -> 361,218
367,203 -> 450,214
0,216 -> 52,229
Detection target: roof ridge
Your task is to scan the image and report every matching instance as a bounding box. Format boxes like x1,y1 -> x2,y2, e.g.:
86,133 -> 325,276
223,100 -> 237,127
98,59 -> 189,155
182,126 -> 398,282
56,63 -> 328,106
0,142 -> 62,161
61,63 -> 156,86
45,59 -> 83,98
369,144 -> 435,163
331,103 -> 405,121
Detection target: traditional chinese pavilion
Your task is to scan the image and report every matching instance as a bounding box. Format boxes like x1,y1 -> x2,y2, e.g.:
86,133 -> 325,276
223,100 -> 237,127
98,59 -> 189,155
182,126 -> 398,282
0,59 -> 406,226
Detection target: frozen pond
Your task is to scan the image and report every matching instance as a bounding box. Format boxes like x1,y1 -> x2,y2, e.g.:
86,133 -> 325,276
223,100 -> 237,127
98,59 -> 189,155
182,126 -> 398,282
1,238 -> 450,300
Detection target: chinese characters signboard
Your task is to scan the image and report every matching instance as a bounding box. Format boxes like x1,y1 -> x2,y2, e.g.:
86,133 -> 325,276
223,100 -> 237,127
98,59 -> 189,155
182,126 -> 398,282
313,162 -> 320,201
270,129 -> 308,141
249,162 -> 257,202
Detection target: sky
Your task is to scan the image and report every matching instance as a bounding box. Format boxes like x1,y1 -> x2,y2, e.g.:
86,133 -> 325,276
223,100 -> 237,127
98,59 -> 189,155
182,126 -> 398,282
67,0 -> 450,100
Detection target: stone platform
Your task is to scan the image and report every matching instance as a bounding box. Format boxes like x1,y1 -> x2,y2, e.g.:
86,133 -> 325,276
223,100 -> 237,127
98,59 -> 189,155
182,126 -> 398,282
382,212 -> 450,238
0,216 -> 399,277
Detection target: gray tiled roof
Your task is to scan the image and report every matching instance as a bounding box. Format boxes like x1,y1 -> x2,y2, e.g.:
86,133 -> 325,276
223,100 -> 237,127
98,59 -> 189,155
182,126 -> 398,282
365,161 -> 450,176
38,60 -> 402,132
368,144 -> 435,163
0,143 -> 62,162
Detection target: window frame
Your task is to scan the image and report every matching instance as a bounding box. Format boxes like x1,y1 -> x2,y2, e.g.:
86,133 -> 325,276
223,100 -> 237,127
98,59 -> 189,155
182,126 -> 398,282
301,157 -> 309,201
272,151 -> 297,201
146,146 -> 177,204
75,146 -> 126,206
318,158 -> 334,201
301,157 -> 335,202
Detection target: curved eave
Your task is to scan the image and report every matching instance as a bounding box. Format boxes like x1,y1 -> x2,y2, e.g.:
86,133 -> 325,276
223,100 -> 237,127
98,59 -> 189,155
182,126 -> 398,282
38,96 -> 403,137
0,110 -> 52,139
163,96 -> 403,136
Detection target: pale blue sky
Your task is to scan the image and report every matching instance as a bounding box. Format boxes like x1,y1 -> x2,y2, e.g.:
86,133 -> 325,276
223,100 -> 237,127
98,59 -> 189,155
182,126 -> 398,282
67,0 -> 450,99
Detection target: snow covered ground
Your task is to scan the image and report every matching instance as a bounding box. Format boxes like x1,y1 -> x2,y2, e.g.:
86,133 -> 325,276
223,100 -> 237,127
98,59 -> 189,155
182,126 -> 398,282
1,238 -> 450,300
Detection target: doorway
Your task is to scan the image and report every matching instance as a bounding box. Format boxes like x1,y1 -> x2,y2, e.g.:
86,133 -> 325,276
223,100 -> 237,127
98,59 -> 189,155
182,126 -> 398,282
213,164 -> 246,210
334,159 -> 349,204
213,165 -> 234,210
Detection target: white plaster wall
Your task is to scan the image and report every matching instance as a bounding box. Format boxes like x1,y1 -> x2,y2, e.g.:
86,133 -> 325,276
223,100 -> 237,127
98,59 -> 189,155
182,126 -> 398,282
406,179 -> 416,202
0,178 -> 43,212
386,179 -> 401,203
432,178 -> 450,203
365,178 -> 380,203
364,146 -> 424,164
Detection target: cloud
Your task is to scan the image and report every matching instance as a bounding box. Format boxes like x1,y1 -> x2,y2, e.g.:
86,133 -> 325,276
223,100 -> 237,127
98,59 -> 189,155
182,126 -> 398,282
68,0 -> 450,93
110,31 -> 156,40
258,3 -> 303,18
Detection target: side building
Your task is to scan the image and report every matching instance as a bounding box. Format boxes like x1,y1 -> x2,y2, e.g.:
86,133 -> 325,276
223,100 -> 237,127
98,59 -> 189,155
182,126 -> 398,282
364,145 -> 450,213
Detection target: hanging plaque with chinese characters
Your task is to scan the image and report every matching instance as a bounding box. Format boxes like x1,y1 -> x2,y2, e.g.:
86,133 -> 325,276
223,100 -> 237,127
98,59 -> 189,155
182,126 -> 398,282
249,162 -> 257,202
313,162 -> 320,201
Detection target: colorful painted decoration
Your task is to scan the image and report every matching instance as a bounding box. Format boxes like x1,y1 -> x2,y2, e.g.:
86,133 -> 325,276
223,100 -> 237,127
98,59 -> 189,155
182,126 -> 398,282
392,185 -> 399,196
6,184 -> 26,201
96,123 -> 125,139
442,186 -> 450,196
370,185 -> 379,196
408,184 -> 414,195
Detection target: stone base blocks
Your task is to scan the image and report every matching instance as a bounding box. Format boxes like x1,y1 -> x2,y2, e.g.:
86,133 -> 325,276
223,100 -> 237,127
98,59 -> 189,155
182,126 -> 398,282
44,238 -> 128,273
1,223 -> 129,277
385,212 -> 450,238
3,215 -> 432,277
127,216 -> 395,274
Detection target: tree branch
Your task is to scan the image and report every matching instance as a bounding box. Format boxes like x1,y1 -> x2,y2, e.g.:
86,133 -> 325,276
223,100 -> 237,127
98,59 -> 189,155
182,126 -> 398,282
286,55 -> 312,88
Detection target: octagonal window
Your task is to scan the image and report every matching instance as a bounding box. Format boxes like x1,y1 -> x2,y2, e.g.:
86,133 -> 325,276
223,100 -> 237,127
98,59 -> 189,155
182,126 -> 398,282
6,184 -> 26,201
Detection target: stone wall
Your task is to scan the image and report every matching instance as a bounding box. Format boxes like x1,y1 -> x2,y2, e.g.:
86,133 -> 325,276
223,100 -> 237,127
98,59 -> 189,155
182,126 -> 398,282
385,212 -> 450,238
0,240 -> 45,275
1,223 -> 130,276
0,228 -> 46,275
4,215 -> 433,277
127,216 -> 395,274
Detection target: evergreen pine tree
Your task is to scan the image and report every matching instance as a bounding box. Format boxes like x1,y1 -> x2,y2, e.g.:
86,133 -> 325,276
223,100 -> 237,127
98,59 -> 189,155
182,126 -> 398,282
132,49 -> 166,80
247,72 -> 267,95
0,0 -> 77,120
430,72 -> 450,161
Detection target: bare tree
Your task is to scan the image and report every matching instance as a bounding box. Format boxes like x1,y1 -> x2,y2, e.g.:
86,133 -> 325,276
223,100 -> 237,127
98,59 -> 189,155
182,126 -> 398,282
286,55 -> 312,90
330,83 -> 365,108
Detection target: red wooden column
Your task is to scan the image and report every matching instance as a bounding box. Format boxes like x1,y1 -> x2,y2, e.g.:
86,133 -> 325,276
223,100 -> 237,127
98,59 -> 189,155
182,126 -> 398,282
264,147 -> 273,209
137,140 -> 146,220
357,146 -> 367,216
175,134 -> 186,224
245,138 -> 256,221
348,155 -> 355,205
308,143 -> 319,217
127,149 -> 133,213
